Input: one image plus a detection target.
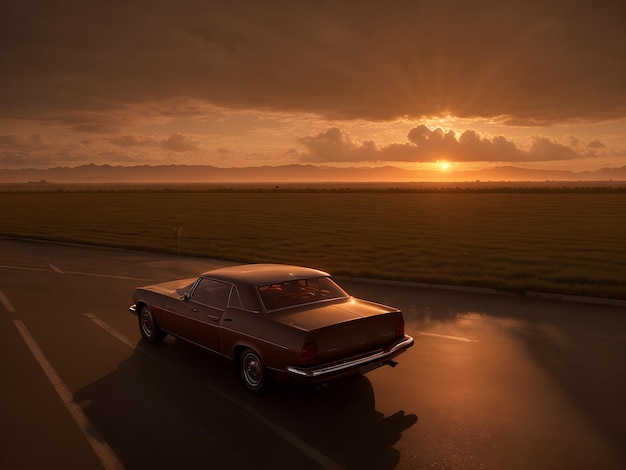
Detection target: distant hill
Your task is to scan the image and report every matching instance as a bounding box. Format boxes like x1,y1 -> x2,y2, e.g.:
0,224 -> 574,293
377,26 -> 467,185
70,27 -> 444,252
1,163 -> 625,183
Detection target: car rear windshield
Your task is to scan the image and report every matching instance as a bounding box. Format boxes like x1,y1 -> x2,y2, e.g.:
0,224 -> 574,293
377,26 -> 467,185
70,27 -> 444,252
258,277 -> 349,311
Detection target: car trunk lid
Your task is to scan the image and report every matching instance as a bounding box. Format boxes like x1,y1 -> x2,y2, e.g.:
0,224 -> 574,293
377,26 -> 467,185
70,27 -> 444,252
272,298 -> 402,361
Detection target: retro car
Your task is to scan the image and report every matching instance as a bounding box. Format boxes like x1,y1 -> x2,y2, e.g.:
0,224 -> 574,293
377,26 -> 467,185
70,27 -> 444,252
129,264 -> 414,393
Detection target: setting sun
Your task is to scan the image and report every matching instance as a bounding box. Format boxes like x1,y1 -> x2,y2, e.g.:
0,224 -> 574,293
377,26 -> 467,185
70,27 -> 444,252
438,161 -> 451,171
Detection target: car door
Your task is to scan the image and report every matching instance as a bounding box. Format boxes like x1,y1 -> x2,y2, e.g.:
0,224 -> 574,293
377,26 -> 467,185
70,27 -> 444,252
164,278 -> 231,352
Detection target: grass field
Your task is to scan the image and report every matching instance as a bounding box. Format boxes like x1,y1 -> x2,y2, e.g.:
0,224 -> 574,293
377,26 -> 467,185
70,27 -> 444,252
1,186 -> 625,299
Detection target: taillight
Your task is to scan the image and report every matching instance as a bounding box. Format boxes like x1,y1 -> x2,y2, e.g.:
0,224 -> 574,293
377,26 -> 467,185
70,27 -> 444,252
396,315 -> 405,337
300,342 -> 318,364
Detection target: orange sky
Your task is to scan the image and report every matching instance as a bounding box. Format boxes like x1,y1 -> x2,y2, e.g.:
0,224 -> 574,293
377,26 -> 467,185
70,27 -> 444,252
1,1 -> 625,175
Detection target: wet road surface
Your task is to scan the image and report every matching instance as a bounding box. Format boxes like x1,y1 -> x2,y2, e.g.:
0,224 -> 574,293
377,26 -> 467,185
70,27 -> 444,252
1,238 -> 624,469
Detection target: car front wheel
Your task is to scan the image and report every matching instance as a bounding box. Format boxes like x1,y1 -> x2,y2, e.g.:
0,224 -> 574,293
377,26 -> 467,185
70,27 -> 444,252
139,305 -> 165,343
239,349 -> 267,393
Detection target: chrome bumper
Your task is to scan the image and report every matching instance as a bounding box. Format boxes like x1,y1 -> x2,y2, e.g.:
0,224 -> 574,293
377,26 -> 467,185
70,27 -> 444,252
286,334 -> 414,379
129,304 -> 137,314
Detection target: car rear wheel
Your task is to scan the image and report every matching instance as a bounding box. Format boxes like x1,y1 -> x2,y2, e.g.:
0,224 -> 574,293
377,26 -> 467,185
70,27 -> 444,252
139,305 -> 165,343
239,349 -> 267,393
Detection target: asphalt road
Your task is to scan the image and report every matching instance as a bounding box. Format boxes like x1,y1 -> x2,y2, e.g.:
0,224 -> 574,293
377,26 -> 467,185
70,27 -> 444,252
1,238 -> 624,469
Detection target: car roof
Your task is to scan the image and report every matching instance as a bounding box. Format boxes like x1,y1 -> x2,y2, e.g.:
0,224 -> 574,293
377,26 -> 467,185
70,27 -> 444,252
202,264 -> 331,287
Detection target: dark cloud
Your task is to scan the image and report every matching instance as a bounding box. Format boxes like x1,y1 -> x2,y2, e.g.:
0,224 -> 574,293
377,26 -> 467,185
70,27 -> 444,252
1,0 -> 624,123
43,112 -> 124,134
298,126 -> 586,163
0,134 -> 21,146
69,122 -> 116,134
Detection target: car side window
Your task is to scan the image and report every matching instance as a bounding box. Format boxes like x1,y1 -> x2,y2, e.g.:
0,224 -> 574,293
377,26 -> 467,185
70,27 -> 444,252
191,278 -> 231,310
227,287 -> 242,309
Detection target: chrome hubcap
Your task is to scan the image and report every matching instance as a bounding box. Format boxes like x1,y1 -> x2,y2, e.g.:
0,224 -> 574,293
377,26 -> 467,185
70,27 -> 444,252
244,355 -> 262,384
141,311 -> 153,336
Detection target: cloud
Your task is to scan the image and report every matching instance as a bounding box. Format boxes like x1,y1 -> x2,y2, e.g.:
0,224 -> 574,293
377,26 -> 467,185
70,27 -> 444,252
0,152 -> 54,168
0,133 -> 91,167
0,131 -> 142,167
525,137 -> 580,162
0,133 -> 53,154
47,112 -> 124,134
299,126 -> 587,163
298,128 -> 359,161
569,136 -> 581,147
110,135 -> 155,147
160,133 -> 201,152
110,133 -> 201,152
1,1 -> 624,124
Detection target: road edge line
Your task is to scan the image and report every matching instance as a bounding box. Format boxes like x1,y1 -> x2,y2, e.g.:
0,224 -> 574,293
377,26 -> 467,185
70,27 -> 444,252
13,320 -> 124,470
0,288 -> 16,313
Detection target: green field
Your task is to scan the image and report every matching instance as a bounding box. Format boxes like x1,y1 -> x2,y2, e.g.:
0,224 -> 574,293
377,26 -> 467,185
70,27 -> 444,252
1,187 -> 625,299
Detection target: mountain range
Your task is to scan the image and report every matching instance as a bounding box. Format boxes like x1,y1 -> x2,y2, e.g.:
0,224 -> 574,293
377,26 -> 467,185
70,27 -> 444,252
1,163 -> 625,184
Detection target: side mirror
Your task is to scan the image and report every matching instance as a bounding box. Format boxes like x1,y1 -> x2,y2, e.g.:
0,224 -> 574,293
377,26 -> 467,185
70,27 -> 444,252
179,293 -> 190,301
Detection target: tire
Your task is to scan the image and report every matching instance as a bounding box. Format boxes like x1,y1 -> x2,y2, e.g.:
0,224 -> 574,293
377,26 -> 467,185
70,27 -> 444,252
239,348 -> 267,393
139,305 -> 166,343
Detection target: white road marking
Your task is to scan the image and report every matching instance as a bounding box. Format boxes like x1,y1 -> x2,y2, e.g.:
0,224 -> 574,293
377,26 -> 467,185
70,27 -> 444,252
48,263 -> 65,274
13,320 -> 124,470
0,263 -> 148,281
0,264 -> 50,273
84,313 -> 137,349
85,313 -> 345,470
0,289 -> 16,313
63,271 -> 149,281
418,332 -> 477,343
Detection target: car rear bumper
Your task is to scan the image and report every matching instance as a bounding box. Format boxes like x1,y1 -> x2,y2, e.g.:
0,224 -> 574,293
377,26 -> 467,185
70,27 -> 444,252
285,334 -> 414,381
129,304 -> 137,314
